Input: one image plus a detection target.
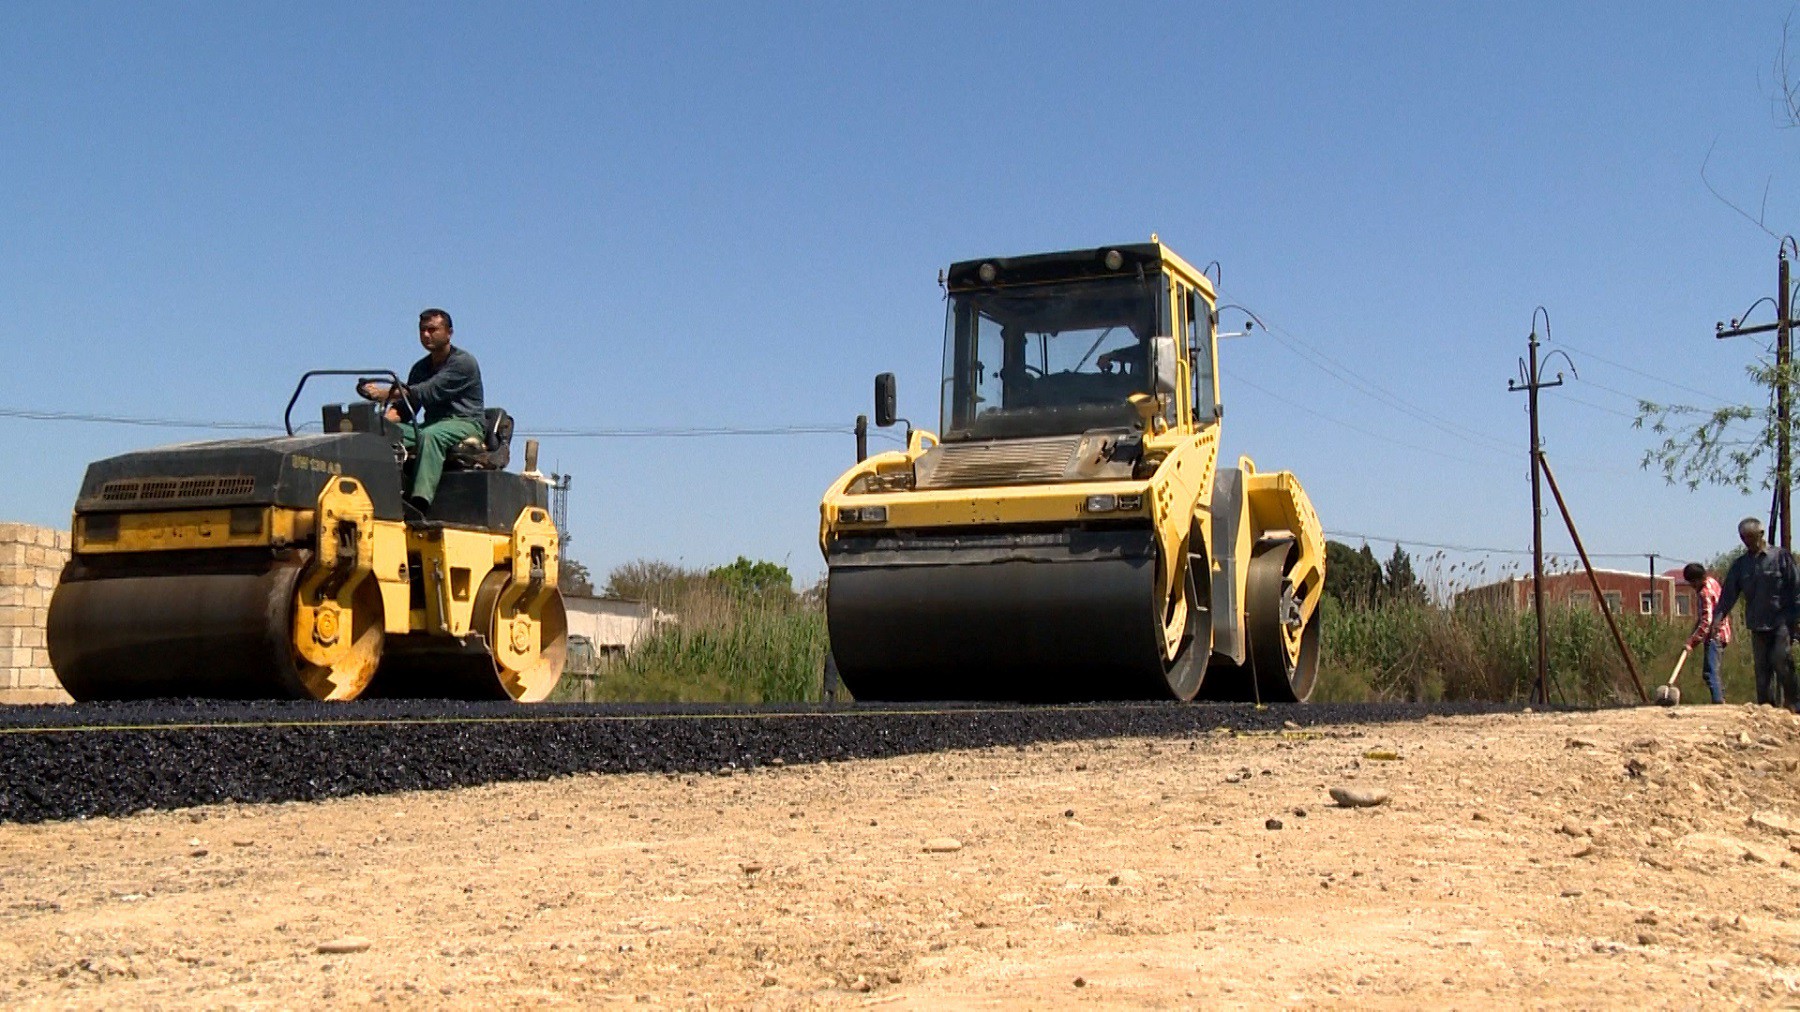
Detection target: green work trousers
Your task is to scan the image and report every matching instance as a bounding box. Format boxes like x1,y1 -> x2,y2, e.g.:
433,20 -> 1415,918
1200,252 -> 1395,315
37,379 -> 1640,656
401,416 -> 484,504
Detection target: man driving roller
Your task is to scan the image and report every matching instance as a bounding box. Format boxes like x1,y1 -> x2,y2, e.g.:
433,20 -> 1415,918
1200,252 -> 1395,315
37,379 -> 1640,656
356,308 -> 485,515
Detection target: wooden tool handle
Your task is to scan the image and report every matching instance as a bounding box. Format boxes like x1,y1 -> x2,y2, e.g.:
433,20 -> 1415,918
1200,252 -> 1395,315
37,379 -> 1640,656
1667,646 -> 1691,686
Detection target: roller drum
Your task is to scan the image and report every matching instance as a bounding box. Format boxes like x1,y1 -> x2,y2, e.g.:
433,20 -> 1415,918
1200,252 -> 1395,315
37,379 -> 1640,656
368,640 -> 518,700
826,527 -> 1190,701
367,575 -> 567,701
48,563 -> 312,700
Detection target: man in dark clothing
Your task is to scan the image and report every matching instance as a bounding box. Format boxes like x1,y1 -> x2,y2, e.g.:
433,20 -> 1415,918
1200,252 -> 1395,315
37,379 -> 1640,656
1709,516 -> 1800,710
356,308 -> 486,511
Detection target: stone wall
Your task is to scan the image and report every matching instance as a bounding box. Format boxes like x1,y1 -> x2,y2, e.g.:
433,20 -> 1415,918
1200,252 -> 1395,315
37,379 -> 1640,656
1,522 -> 72,704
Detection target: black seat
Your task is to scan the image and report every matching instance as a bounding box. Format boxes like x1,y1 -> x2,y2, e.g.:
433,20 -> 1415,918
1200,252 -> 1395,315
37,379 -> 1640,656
447,408 -> 513,471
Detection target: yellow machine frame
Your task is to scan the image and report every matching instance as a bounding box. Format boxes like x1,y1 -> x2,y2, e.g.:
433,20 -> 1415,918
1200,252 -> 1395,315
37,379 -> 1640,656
70,482 -> 564,700
820,239 -> 1324,689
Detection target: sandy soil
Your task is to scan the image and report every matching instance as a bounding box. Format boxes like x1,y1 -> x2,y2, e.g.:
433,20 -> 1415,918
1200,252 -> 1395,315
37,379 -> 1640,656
3,705 -> 1800,1008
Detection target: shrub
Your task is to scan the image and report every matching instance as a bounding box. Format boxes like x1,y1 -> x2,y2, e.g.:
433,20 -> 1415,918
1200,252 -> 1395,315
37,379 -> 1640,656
1314,593 -> 1752,705
555,559 -> 826,703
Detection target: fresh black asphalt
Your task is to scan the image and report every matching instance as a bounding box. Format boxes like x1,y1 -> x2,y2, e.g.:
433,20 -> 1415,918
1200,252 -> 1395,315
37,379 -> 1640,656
0,699 -> 1526,825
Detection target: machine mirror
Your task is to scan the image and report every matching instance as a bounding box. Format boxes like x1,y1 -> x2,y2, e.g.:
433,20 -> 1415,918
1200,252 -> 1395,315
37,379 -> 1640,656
874,373 -> 897,428
1150,336 -> 1179,397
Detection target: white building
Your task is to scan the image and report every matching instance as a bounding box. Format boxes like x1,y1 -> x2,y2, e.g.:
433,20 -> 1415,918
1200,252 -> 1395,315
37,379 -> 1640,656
562,596 -> 674,671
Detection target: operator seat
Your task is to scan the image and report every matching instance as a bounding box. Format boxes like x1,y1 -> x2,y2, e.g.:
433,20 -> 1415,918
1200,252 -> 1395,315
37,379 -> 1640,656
448,407 -> 513,471
429,407 -> 544,529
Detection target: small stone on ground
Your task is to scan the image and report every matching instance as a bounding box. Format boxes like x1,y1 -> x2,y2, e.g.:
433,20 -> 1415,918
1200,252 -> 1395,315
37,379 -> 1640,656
1329,786 -> 1391,808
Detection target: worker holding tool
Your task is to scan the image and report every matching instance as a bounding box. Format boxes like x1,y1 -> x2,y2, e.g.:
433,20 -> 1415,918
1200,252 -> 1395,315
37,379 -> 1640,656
1683,562 -> 1730,704
1709,517 -> 1800,711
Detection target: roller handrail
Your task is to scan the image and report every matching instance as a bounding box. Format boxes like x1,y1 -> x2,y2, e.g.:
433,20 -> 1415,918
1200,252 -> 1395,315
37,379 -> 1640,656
283,369 -> 420,448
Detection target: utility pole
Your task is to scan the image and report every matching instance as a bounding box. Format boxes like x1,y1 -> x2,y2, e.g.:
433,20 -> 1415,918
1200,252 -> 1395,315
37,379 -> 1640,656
1509,311 -> 1646,703
1509,320 -> 1565,704
1716,241 -> 1800,553
1784,248 -> 1792,555
1646,553 -> 1658,616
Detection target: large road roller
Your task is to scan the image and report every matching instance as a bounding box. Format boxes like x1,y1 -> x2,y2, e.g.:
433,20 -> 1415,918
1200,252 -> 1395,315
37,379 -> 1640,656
820,239 -> 1325,702
47,370 -> 567,701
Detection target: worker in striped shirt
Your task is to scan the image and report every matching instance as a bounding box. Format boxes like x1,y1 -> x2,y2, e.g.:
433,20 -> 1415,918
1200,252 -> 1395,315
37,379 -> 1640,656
1683,561 -> 1730,704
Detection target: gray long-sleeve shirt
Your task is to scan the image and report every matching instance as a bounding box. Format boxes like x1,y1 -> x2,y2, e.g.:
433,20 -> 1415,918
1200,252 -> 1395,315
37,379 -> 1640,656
403,346 -> 485,424
1714,545 -> 1800,634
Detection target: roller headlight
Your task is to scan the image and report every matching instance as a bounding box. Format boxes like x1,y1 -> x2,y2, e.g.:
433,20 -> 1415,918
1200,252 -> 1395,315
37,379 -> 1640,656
1103,249 -> 1124,271
837,505 -> 889,524
229,507 -> 263,536
848,470 -> 916,494
1083,493 -> 1142,513
978,262 -> 997,283
82,513 -> 119,543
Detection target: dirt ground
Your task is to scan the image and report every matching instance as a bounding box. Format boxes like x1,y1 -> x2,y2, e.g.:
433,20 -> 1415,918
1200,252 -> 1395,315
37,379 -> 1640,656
4,705 -> 1800,1008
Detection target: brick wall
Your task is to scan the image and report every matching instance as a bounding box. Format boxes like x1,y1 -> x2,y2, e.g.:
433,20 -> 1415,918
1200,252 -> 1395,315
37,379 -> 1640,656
1,522 -> 72,704
1456,569 -> 1685,620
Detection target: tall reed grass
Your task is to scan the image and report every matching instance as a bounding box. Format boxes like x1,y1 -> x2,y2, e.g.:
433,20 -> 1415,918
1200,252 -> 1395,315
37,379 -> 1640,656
552,561 -> 1757,706
551,583 -> 828,703
1316,595 -> 1757,705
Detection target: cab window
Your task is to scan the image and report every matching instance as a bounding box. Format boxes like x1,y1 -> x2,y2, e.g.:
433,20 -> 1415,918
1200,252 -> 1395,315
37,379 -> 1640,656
1186,288 -> 1219,423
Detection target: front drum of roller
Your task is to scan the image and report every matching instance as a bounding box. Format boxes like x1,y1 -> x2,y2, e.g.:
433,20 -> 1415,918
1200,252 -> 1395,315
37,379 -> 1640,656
47,562 -> 382,701
825,527 -> 1204,702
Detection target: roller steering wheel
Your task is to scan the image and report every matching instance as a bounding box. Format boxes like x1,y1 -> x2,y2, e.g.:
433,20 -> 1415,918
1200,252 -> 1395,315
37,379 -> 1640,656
356,379 -> 406,418
351,379 -> 412,462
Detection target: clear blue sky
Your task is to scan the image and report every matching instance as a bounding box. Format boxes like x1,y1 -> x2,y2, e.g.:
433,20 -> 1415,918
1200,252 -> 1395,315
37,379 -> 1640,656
3,3 -> 1796,592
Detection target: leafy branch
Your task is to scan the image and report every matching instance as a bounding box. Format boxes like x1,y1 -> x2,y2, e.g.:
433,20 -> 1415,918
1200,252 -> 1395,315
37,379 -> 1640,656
1636,358 -> 1790,492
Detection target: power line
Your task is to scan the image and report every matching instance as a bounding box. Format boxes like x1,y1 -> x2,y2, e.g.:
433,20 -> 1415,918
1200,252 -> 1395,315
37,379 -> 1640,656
1215,285 -> 1518,455
1325,528 -> 1660,560
1222,367 -> 1497,467
1548,336 -> 1737,407
0,406 -> 277,431
1574,376 -> 1659,407
1547,391 -> 1638,420
0,405 -> 874,441
522,424 -> 857,439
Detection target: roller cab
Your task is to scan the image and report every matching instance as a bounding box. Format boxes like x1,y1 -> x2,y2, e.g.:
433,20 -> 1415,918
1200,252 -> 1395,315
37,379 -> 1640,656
820,240 -> 1325,703
48,372 -> 567,702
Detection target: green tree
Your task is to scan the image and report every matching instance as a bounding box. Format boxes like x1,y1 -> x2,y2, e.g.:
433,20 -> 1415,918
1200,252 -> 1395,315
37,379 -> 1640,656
1324,540 -> 1383,606
707,556 -> 795,601
1708,545 -> 1747,576
560,558 -> 595,597
1639,19 -> 1800,494
1382,544 -> 1426,603
604,559 -> 706,603
1637,361 -> 1793,493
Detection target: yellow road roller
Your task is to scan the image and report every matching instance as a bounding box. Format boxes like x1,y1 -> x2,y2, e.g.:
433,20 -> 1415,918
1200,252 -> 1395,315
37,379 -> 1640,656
820,239 -> 1324,702
47,370 -> 567,701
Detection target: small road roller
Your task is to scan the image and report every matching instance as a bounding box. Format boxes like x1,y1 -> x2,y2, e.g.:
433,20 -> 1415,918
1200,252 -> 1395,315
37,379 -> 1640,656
47,370 -> 567,701
820,239 -> 1325,702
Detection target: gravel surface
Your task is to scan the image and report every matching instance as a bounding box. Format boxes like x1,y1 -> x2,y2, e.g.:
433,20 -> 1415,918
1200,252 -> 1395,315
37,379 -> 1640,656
0,700 -> 1520,823
3,705 -> 1797,1007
